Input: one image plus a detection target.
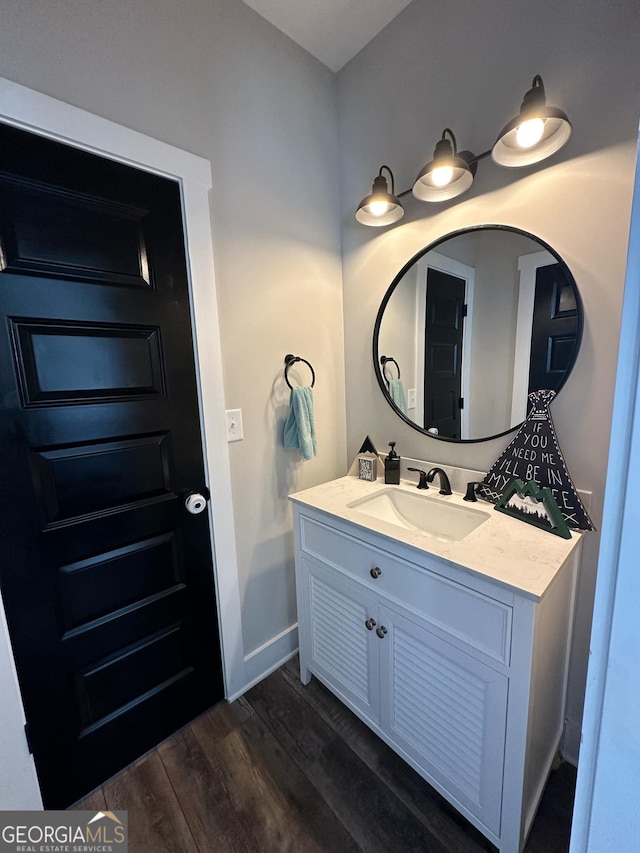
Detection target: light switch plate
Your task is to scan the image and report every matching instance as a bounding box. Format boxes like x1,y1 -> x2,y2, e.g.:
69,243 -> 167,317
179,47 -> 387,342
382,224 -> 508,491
407,388 -> 416,410
225,408 -> 243,442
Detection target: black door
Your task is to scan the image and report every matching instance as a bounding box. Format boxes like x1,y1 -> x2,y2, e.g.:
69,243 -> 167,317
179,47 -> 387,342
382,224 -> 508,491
528,262 -> 580,394
423,268 -> 465,438
0,123 -> 224,807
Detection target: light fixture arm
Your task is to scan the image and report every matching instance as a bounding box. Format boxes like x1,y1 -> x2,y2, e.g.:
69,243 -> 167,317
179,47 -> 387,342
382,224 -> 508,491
440,128 -> 457,152
521,75 -> 546,114
466,148 -> 491,168
377,165 -> 396,195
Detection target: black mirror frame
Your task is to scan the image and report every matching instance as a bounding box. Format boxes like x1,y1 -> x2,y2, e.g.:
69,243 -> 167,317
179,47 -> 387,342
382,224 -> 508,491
372,224 -> 584,443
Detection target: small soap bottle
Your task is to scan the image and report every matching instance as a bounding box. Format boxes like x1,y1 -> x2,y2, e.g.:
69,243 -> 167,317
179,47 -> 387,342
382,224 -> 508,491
384,442 -> 401,485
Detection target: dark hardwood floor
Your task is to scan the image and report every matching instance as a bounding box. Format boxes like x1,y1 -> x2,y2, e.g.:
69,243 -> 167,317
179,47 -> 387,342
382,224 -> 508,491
73,658 -> 576,852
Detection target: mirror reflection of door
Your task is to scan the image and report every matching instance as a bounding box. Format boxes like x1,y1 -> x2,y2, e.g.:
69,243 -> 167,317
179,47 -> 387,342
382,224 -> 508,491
423,269 -> 464,438
529,263 -> 579,391
511,251 -> 580,424
414,253 -> 474,439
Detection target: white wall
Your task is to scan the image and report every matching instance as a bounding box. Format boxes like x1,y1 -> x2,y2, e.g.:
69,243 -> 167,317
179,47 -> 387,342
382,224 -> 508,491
0,595 -> 41,808
570,123 -> 640,853
0,0 -> 345,706
336,0 -> 640,760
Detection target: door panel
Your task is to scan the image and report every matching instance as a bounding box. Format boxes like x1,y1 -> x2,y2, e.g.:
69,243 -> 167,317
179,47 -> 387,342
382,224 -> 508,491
10,319 -> 165,405
528,262 -> 579,393
57,533 -> 183,629
31,433 -> 174,526
0,122 -> 223,807
423,268 -> 465,438
0,175 -> 151,287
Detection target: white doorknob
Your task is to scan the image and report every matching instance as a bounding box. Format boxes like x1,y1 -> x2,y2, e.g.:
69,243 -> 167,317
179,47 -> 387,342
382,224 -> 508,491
185,493 -> 207,514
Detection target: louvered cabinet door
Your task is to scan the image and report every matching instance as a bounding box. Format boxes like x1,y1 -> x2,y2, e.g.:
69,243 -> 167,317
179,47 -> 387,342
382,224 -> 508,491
378,604 -> 508,836
302,556 -> 381,725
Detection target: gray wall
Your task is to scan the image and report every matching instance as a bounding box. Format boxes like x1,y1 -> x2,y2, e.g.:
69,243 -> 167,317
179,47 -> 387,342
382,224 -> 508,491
466,232 -> 526,437
0,0 -> 347,662
378,265 -> 417,413
337,0 -> 640,758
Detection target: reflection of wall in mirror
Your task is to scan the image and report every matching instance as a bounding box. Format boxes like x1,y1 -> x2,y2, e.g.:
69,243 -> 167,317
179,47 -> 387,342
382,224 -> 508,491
469,235 -> 518,437
379,265 -> 417,413
442,231 -> 541,438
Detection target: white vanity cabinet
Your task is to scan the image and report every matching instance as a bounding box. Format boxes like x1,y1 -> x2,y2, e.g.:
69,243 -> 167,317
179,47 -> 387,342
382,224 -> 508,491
292,499 -> 581,853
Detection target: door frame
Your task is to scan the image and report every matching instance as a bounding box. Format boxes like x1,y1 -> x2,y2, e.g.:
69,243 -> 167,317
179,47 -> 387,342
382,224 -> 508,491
0,76 -> 243,804
510,249 -> 555,426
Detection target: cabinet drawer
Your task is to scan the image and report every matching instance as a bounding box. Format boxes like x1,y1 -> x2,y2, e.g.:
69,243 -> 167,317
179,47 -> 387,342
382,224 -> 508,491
299,514 -> 512,666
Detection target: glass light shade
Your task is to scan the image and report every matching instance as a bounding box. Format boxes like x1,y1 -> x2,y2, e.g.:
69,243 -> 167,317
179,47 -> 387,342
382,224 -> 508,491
355,173 -> 404,227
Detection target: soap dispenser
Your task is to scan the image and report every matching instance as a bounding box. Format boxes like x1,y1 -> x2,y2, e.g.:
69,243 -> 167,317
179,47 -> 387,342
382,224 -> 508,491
384,442 -> 401,485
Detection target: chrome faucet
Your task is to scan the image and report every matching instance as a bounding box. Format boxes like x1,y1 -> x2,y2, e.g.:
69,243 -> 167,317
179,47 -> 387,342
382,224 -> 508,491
426,467 -> 452,495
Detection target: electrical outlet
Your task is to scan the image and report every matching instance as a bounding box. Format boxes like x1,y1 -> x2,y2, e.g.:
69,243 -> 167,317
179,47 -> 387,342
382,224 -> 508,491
407,388 -> 416,410
225,408 -> 243,442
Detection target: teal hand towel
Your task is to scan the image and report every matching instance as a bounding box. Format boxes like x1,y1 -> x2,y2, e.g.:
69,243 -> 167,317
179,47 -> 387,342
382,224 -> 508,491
283,386 -> 317,461
388,378 -> 407,414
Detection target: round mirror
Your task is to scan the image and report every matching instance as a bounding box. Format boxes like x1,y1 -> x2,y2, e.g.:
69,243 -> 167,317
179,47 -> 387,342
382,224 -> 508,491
373,225 -> 583,442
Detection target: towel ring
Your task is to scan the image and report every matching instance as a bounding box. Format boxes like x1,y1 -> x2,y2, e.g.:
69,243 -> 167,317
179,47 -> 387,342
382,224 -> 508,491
380,355 -> 400,383
284,353 -> 316,389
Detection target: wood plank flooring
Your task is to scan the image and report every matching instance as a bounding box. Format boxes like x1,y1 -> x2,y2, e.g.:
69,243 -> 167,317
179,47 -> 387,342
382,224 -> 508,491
73,658 -> 576,852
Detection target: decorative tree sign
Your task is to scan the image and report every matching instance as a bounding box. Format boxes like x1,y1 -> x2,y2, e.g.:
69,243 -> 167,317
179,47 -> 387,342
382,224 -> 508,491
477,389 -> 594,530
495,479 -> 572,539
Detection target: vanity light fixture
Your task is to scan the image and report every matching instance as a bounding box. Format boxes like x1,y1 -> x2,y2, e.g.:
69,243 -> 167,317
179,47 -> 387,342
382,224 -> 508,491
355,165 -> 404,227
492,75 -> 572,167
355,75 -> 571,225
412,128 -> 477,203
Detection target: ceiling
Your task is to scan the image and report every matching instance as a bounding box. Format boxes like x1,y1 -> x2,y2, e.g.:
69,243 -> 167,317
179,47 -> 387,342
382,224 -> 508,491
241,0 -> 412,72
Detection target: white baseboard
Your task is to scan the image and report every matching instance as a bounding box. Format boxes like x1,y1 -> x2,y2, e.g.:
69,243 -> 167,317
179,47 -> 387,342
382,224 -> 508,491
227,623 -> 299,702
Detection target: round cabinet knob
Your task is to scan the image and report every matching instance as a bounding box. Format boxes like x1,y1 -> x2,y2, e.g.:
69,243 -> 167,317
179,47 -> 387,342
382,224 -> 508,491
376,626 -> 387,639
370,566 -> 382,579
364,618 -> 377,631
185,492 -> 208,515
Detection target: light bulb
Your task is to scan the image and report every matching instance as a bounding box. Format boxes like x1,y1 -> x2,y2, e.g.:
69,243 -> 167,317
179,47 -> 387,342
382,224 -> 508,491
430,165 -> 454,187
516,117 -> 545,149
369,200 -> 390,217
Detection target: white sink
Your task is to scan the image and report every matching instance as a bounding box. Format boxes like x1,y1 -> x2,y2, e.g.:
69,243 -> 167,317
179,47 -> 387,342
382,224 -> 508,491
347,488 -> 490,541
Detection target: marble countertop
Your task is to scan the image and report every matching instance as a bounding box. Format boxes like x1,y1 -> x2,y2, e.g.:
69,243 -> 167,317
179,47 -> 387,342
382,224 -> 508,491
289,476 -> 583,601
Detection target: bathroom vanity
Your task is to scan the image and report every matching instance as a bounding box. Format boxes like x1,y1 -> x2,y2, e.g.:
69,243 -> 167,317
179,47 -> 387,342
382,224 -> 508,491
290,476 -> 582,853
